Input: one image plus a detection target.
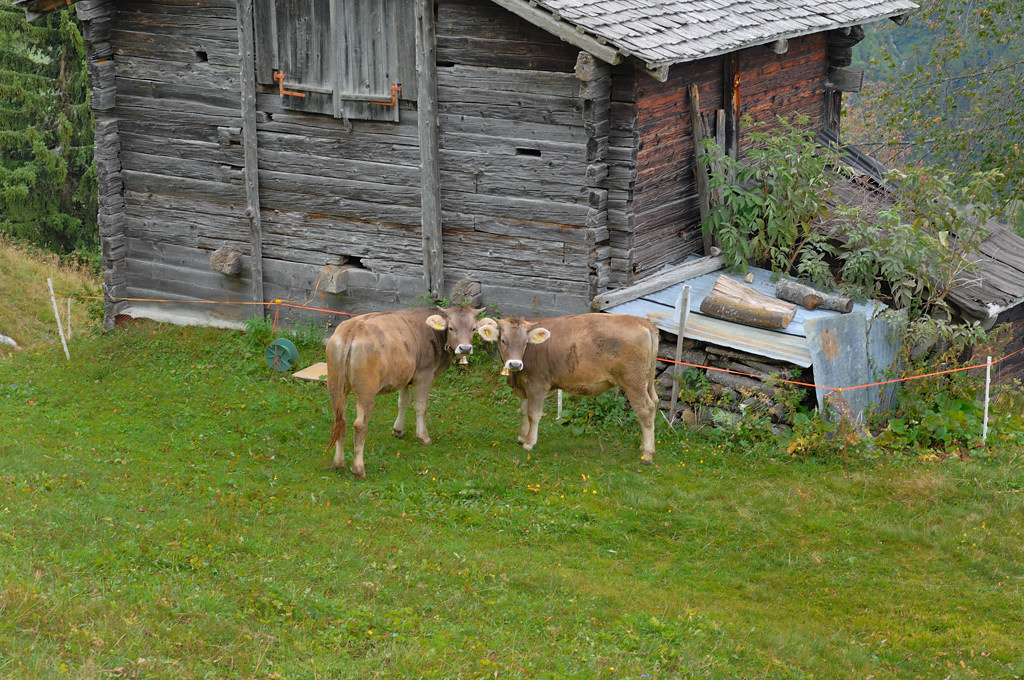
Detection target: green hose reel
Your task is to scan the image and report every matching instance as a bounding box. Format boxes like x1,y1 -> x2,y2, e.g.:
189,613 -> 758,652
265,338 -> 299,371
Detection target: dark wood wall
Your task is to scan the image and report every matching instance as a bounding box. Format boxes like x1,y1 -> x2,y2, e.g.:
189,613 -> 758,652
738,33 -> 829,149
629,34 -> 830,281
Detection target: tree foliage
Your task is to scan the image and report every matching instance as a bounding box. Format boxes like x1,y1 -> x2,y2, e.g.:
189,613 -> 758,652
0,1 -> 97,253
702,115 -> 845,286
845,0 -> 1024,231
701,118 -> 999,355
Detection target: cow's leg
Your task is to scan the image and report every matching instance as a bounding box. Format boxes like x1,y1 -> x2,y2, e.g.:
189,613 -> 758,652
411,378 -> 433,445
330,386 -> 348,470
393,386 -> 411,438
521,392 -> 545,451
517,398 -> 530,444
623,385 -> 657,464
351,391 -> 376,479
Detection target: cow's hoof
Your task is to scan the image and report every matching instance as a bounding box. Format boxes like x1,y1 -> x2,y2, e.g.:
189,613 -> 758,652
522,443 -> 534,451
640,455 -> 654,466
418,437 -> 433,446
392,428 -> 404,438
332,456 -> 345,469
351,467 -> 366,479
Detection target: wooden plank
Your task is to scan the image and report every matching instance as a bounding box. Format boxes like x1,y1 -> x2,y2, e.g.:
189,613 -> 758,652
110,29 -> 239,66
114,55 -> 240,90
122,169 -> 246,203
486,0 -> 621,66
593,255 -> 724,310
416,0 -> 443,298
668,285 -> 691,421
723,51 -> 740,162
688,82 -> 713,257
439,113 -> 588,145
119,151 -> 240,183
236,0 -> 264,312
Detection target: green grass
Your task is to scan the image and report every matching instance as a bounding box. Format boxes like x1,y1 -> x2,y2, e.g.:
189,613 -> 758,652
0,236 -> 102,358
2,316 -> 1023,679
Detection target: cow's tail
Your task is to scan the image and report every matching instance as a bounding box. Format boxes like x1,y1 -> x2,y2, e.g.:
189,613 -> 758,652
327,342 -> 351,450
646,321 -> 659,404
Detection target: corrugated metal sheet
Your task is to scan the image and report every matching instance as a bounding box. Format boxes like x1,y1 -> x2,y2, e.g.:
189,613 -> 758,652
606,265 -> 887,369
509,0 -> 917,67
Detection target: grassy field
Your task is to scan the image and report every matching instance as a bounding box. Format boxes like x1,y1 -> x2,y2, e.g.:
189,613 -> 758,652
2,246 -> 1023,679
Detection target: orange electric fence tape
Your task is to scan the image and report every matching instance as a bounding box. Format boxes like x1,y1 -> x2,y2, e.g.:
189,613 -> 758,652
658,344 -> 1024,394
57,292 -> 1024,394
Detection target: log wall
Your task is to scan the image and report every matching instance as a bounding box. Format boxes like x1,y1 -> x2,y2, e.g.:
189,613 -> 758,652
629,34 -> 830,281
435,0 -> 617,315
78,0 -> 834,328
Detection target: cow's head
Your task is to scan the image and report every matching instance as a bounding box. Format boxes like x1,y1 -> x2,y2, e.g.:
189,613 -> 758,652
425,307 -> 493,365
478,317 -> 550,376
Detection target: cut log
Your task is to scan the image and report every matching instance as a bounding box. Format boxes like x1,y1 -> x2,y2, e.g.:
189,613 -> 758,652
705,368 -> 778,398
775,278 -> 853,313
699,275 -> 797,329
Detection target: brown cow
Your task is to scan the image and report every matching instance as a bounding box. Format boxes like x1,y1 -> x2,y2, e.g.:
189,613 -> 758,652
326,306 -> 487,478
478,314 -> 660,463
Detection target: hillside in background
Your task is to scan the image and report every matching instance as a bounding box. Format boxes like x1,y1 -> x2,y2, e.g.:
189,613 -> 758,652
844,0 -> 1024,231
0,237 -> 102,357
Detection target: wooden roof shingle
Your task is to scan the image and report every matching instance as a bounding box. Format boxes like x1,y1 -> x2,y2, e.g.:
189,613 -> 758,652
495,0 -> 918,69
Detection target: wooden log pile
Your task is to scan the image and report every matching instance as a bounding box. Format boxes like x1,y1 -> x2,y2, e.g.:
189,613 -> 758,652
654,336 -> 814,431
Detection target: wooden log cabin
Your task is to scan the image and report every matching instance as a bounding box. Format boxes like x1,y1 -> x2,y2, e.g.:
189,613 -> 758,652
18,0 -> 917,328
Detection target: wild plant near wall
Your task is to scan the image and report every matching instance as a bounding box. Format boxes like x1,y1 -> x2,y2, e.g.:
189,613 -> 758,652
700,115 -> 845,287
699,115 -> 1014,454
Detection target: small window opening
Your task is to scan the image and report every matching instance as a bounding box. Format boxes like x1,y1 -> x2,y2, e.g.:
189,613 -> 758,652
195,50 -> 208,63
347,256 -> 366,269
515,147 -> 542,157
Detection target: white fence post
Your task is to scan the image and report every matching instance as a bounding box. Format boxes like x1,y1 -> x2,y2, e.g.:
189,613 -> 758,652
47,278 -> 71,361
982,355 -> 991,446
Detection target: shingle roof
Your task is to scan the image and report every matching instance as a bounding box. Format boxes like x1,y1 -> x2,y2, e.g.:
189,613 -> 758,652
513,0 -> 918,67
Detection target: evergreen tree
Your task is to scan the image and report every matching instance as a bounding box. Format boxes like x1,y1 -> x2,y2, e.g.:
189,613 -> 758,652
0,0 -> 97,253
845,0 -> 1024,231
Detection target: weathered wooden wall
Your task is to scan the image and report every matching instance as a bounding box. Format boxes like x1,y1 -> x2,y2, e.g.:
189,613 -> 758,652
77,0 -> 835,328
434,0 -> 615,315
737,33 -> 828,150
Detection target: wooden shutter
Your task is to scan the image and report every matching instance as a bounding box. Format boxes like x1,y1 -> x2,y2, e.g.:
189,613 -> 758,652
254,0 -> 415,121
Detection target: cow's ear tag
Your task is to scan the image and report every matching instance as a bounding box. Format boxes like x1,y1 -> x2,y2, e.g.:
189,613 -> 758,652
478,324 -> 498,342
425,315 -> 447,331
529,328 -> 551,344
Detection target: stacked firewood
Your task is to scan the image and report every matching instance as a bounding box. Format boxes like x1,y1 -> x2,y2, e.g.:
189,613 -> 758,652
654,336 -> 813,431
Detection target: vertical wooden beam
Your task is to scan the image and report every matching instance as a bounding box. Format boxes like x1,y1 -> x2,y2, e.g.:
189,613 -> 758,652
237,0 -> 265,314
723,52 -> 740,163
669,285 -> 691,424
689,84 -> 713,254
415,0 -> 444,299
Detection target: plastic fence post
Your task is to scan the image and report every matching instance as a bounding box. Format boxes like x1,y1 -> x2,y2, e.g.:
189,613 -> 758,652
47,278 -> 71,361
983,355 -> 991,446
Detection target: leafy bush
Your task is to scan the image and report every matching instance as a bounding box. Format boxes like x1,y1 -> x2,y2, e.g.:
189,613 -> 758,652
559,390 -> 633,436
701,114 -> 845,286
